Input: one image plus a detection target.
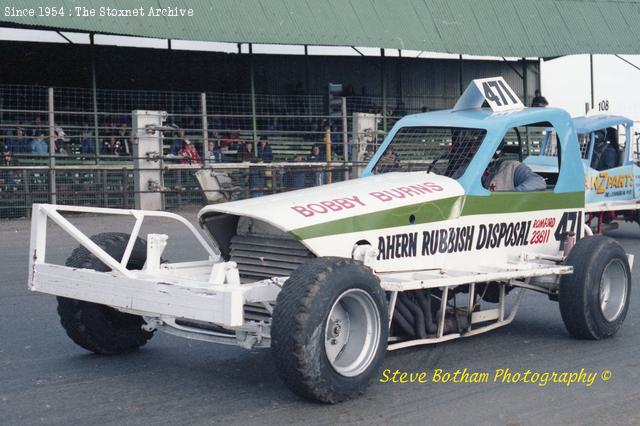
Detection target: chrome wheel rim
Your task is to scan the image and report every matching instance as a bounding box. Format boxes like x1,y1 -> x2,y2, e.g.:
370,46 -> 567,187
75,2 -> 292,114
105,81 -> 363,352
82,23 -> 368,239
599,258 -> 628,322
324,289 -> 381,377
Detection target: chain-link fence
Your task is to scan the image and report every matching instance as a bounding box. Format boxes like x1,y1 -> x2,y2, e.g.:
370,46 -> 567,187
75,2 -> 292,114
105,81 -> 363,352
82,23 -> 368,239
0,83 -> 453,218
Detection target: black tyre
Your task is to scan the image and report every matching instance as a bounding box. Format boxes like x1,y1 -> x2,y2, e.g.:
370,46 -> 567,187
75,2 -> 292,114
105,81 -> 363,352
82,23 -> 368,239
559,235 -> 631,339
57,232 -> 154,355
271,257 -> 388,403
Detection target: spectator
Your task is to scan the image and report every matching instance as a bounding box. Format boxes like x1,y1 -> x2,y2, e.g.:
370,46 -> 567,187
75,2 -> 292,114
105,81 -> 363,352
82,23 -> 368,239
531,90 -> 549,107
115,124 -> 131,156
249,157 -> 265,198
208,140 -> 222,163
178,140 -> 202,165
2,144 -> 12,166
102,134 -> 126,156
80,124 -> 96,154
308,144 -> 326,186
209,129 -> 220,147
257,136 -> 273,163
7,126 -> 27,153
308,144 -> 326,162
54,127 -> 66,154
170,129 -> 188,155
30,116 -> 43,137
30,129 -> 48,154
287,154 -> 307,189
330,124 -> 343,157
220,132 -> 241,151
1,145 -> 16,188
239,141 -> 254,162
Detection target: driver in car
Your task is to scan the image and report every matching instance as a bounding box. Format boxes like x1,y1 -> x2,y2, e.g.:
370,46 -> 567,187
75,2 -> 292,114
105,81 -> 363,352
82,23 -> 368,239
482,142 -> 546,192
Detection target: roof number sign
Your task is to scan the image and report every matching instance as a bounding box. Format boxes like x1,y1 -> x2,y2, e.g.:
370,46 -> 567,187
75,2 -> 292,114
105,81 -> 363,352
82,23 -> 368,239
453,76 -> 524,112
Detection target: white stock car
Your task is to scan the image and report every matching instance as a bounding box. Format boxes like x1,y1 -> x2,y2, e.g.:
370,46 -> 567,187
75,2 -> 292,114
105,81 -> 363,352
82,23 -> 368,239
28,78 -> 632,403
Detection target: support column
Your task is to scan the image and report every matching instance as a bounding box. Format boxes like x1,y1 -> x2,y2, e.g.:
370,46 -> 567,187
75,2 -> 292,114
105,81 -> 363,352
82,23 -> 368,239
522,58 -> 528,106
537,57 -> 542,91
397,49 -> 403,99
249,43 -> 258,152
48,87 -> 56,204
341,97 -> 348,163
459,54 -> 464,95
200,93 -> 208,161
304,44 -> 311,118
590,54 -> 595,110
381,49 -> 387,133
325,127 -> 332,184
90,33 -> 100,163
522,58 -> 530,155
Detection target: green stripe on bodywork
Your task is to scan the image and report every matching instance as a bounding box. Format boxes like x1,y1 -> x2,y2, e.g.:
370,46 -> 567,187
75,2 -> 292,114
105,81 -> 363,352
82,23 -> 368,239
290,191 -> 584,240
290,196 -> 464,240
461,191 -> 584,216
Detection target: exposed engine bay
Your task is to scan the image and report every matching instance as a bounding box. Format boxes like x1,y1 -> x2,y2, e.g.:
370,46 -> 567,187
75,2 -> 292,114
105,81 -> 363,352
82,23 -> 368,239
200,213 -> 315,281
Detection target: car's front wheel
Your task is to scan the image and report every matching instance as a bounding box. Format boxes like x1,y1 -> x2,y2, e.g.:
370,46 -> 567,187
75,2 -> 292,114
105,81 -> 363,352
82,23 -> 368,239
271,257 -> 388,403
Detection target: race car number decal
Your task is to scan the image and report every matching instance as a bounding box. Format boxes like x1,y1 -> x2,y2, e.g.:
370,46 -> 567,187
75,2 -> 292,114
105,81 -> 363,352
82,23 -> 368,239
553,212 -> 582,250
453,77 -> 524,112
482,80 -> 518,108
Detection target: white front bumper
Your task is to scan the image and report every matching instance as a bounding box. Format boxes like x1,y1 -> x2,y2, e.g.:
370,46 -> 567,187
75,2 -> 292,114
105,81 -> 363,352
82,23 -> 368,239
30,262 -> 280,328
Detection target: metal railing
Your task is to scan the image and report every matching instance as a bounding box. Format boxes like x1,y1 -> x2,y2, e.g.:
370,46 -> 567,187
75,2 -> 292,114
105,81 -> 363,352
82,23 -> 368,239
0,161 -> 363,218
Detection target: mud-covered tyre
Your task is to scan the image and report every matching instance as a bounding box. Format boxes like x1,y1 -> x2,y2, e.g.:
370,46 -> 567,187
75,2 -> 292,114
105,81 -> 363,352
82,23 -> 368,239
559,235 -> 631,340
56,232 -> 154,355
271,257 -> 388,403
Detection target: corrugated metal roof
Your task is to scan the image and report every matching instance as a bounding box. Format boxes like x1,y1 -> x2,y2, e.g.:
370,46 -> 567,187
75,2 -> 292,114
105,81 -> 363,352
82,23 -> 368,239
2,0 -> 640,56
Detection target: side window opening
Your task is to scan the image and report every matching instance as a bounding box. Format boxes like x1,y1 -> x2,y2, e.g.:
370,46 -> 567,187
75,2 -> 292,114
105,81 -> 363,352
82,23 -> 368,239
485,124 -> 556,192
591,126 -> 622,170
578,133 -> 591,159
372,126 -> 487,178
543,129 -> 563,157
616,125 -> 626,163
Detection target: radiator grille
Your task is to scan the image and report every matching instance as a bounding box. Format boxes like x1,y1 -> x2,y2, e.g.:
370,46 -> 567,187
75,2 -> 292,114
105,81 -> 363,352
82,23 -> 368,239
230,234 -> 314,280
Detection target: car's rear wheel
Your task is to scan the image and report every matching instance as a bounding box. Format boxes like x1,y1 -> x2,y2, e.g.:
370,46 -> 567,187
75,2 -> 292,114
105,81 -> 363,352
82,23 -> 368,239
559,235 -> 631,339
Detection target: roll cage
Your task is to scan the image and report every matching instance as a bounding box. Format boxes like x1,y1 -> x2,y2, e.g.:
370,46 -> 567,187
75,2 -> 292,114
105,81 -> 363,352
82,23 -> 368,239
363,107 -> 584,195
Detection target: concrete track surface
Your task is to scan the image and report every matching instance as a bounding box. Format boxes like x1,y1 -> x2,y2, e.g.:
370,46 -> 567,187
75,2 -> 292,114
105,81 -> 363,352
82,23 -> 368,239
1,209 -> 639,425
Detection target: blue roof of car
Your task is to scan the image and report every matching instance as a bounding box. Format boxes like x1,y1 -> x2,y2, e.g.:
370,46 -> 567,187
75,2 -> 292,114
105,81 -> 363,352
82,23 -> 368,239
396,106 -> 570,131
571,115 -> 633,133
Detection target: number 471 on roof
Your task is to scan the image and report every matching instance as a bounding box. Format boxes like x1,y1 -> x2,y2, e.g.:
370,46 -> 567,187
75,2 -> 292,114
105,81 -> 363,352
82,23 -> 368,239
454,76 -> 525,112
